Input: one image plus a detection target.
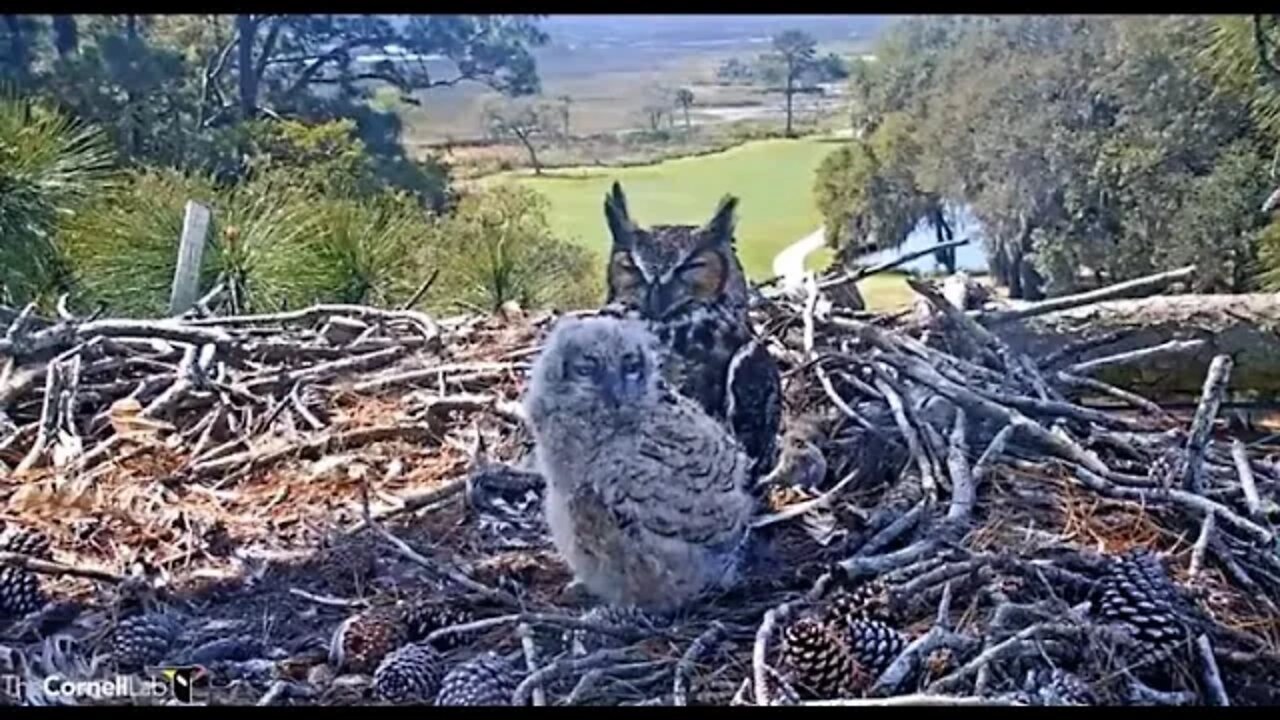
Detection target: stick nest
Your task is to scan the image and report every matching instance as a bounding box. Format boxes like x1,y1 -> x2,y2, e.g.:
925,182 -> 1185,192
1,273 -> 1277,706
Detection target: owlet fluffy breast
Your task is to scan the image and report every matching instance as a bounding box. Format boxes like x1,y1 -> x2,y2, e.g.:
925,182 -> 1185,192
522,315 -> 756,613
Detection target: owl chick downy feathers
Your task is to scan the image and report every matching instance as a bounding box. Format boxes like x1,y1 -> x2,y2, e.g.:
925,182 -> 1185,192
523,315 -> 756,613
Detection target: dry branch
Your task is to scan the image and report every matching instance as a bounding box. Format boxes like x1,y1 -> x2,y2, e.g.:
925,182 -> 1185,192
0,551 -> 124,584
1230,439 -> 1263,519
978,265 -> 1195,325
1182,355 -> 1233,494
995,293 -> 1280,395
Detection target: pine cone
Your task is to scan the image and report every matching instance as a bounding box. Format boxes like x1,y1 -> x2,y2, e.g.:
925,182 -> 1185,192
881,474 -> 924,514
1020,668 -> 1095,706
317,534 -> 378,594
402,603 -> 476,650
0,525 -> 52,558
1146,454 -> 1178,486
568,605 -> 661,652
822,579 -> 894,625
329,606 -> 410,675
374,641 -> 444,704
0,566 -> 45,620
843,618 -> 907,676
112,612 -> 184,670
780,615 -> 869,700
435,652 -> 521,706
1094,551 -> 1189,667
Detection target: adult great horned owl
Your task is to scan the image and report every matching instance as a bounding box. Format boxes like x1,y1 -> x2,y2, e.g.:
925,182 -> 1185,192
523,315 -> 755,613
601,182 -> 782,478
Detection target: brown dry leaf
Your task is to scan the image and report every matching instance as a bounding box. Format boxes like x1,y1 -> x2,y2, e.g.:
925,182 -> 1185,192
7,475 -> 100,516
307,454 -> 352,481
108,397 -> 176,439
345,461 -> 370,482
7,482 -> 57,513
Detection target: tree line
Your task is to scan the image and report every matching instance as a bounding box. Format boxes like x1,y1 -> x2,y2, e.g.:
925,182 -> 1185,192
717,30 -> 850,137
1,14 -> 600,315
814,15 -> 1280,299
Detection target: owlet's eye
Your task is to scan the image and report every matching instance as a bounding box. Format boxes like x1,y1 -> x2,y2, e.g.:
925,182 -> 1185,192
620,352 -> 644,379
569,356 -> 599,378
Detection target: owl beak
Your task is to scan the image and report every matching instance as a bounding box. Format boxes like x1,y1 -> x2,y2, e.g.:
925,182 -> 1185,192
601,371 -> 625,408
601,369 -> 644,409
644,284 -> 668,318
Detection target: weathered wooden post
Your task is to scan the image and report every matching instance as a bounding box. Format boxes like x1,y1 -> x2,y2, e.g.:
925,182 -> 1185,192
169,200 -> 211,316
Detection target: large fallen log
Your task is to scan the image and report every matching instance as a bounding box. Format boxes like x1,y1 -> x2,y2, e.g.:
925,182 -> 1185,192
993,293 -> 1280,397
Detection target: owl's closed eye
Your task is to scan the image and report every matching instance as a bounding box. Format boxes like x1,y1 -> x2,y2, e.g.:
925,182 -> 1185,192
609,250 -> 646,304
677,248 -> 727,301
602,182 -> 741,315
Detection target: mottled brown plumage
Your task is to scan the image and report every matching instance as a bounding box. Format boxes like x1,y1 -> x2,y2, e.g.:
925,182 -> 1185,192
602,182 -> 782,478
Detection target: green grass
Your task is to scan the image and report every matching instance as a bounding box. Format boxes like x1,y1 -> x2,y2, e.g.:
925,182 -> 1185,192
485,136 -> 838,279
856,273 -> 914,312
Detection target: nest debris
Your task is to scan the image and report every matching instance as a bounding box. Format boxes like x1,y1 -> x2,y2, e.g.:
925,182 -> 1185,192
1,267 -> 1278,706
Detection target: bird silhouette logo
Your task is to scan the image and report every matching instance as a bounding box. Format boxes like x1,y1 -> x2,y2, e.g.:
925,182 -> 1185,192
160,666 -> 208,704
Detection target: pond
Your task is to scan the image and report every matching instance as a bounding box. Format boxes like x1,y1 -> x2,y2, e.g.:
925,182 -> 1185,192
856,205 -> 989,275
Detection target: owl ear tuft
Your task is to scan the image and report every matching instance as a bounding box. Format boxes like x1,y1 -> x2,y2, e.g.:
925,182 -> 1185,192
704,194 -> 738,246
604,181 -> 635,247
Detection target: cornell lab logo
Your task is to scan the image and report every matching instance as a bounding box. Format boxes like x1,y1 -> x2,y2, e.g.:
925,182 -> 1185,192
157,666 -> 209,704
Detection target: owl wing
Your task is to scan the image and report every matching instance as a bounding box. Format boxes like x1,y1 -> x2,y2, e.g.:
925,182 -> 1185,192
568,482 -> 632,560
599,388 -> 753,551
723,338 -> 783,477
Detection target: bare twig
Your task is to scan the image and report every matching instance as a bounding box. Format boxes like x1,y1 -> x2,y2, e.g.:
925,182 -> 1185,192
873,370 -> 938,501
190,422 -> 441,479
1182,355 -> 1234,494
517,623 -> 546,706
1188,513 -> 1216,581
1126,677 -> 1198,705
352,361 -> 523,393
0,551 -> 124,584
978,265 -> 1195,325
287,588 -> 368,609
842,538 -> 938,580
1195,634 -> 1230,706
750,574 -> 833,707
752,604 -> 790,707
1055,371 -> 1175,420
819,238 -> 972,291
927,621 -> 1083,693
512,648 -> 636,706
856,500 -> 927,558
673,621 -> 726,706
424,612 -> 652,647
364,521 -> 514,604
1031,462 -> 1274,546
1037,329 -> 1129,369
1064,339 -> 1208,376
14,356 -> 67,474
946,411 -> 973,523
870,625 -> 976,696
1230,439 -> 1263,519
